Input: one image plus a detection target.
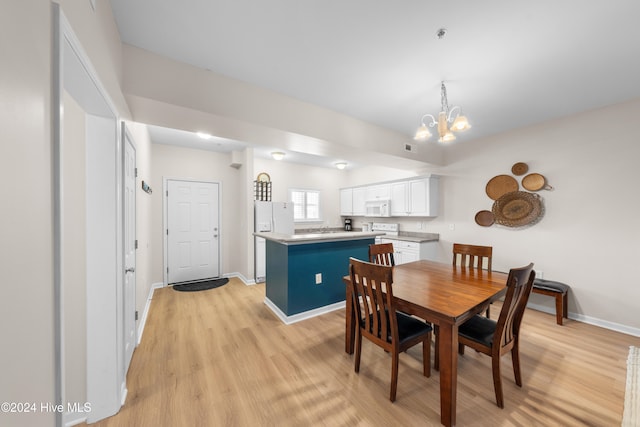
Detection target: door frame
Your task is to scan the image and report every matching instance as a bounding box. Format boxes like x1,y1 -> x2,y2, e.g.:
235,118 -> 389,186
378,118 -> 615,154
53,5 -> 126,424
162,177 -> 223,286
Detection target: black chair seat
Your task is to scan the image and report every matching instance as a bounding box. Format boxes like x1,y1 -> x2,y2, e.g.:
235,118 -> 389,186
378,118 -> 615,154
533,279 -> 569,293
364,311 -> 432,343
396,312 -> 432,343
458,315 -> 497,348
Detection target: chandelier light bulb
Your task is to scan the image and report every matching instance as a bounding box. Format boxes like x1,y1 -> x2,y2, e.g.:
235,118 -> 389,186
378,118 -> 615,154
414,81 -> 471,143
414,124 -> 432,141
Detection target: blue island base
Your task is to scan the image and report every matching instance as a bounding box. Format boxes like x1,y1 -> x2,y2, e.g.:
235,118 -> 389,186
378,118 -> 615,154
264,238 -> 373,324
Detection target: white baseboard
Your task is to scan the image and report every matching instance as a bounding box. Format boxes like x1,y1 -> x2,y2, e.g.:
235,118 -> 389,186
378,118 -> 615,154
527,302 -> 640,337
137,282 -> 163,346
264,297 -> 345,325
223,271 -> 255,285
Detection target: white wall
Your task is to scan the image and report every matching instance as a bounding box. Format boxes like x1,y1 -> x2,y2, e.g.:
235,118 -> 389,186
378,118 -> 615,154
0,2 -> 56,425
439,99 -> 640,331
254,157 -> 352,229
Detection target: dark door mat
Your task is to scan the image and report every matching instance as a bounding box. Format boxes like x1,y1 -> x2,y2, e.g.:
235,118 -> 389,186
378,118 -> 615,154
172,278 -> 229,292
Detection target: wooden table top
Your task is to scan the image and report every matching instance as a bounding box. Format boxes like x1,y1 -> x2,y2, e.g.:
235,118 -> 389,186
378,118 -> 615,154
386,260 -> 508,324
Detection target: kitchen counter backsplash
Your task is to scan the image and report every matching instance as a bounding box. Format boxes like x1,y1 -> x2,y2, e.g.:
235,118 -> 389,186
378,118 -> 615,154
295,227 -> 346,234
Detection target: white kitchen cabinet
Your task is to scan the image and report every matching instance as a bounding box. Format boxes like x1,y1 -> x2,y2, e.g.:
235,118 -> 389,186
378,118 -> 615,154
381,238 -> 437,265
365,183 -> 390,201
352,187 -> 367,216
339,188 -> 353,215
390,181 -> 408,216
389,176 -> 439,217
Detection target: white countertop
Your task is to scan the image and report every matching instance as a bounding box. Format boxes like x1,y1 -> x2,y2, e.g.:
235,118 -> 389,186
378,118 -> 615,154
254,231 -> 385,245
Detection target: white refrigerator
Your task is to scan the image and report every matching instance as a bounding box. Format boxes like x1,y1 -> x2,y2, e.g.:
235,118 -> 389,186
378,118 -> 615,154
255,201 -> 295,282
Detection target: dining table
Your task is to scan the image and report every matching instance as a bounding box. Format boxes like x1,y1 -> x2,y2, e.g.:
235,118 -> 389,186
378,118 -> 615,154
344,259 -> 508,427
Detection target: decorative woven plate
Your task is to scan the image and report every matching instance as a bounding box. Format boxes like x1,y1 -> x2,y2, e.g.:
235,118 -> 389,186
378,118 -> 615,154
486,175 -> 519,200
475,210 -> 495,227
511,162 -> 529,176
492,191 -> 543,227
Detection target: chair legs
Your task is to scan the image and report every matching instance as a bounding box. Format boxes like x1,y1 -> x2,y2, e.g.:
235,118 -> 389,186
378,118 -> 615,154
354,330 -> 362,373
511,343 -> 522,387
455,340 -> 524,409
491,355 -> 504,408
355,333 -> 431,402
390,351 -> 399,402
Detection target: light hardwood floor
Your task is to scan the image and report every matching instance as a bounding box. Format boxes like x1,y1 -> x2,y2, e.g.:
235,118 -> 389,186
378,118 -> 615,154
86,278 -> 639,426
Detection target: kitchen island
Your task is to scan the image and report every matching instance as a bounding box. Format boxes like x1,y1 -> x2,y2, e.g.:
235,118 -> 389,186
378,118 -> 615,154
254,230 -> 384,324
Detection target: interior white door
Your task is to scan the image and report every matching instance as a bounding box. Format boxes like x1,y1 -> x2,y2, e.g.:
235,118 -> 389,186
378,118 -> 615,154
122,123 -> 136,375
167,180 -> 220,284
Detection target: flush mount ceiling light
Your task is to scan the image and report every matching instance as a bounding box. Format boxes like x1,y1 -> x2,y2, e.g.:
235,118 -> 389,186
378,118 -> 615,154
414,81 -> 471,143
271,151 -> 285,160
335,162 -> 347,170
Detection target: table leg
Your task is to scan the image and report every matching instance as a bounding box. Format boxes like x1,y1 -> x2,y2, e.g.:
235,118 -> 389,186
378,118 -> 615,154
438,322 -> 458,426
345,280 -> 354,354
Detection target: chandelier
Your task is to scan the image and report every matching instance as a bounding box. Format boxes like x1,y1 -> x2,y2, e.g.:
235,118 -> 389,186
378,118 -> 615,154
414,81 -> 471,143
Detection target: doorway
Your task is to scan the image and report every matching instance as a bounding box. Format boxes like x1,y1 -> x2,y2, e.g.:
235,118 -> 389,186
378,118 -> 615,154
165,179 -> 221,284
53,6 -> 130,424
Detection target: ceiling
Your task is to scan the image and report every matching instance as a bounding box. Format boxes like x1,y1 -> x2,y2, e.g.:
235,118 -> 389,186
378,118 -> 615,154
110,0 -> 640,168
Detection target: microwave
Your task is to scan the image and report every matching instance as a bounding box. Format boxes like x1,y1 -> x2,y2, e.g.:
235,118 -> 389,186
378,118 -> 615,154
365,199 -> 391,217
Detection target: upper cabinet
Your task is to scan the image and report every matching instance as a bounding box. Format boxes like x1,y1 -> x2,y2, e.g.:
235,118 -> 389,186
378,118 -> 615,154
365,183 -> 390,201
391,177 -> 439,217
340,175 -> 439,218
352,187 -> 367,216
339,188 -> 353,215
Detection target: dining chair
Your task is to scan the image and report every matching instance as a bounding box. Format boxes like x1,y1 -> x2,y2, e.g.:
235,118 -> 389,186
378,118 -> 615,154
457,263 -> 535,408
452,243 -> 493,271
368,243 -> 395,266
349,257 -> 432,402
453,243 -> 493,317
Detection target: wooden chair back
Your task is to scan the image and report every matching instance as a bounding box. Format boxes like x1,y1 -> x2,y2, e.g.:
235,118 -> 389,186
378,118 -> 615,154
349,258 -> 397,350
453,243 -> 493,271
494,263 -> 536,351
369,243 -> 395,267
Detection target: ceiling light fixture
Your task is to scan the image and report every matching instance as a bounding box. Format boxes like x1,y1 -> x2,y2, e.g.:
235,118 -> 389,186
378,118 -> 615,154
196,132 -> 212,140
414,81 -> 471,143
335,162 -> 347,170
271,151 -> 285,160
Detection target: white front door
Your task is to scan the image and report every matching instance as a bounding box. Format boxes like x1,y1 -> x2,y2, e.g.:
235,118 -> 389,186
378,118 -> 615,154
166,180 -> 220,284
122,123 -> 136,375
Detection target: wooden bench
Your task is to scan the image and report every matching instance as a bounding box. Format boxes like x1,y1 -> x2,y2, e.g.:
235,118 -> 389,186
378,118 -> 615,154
532,279 -> 569,325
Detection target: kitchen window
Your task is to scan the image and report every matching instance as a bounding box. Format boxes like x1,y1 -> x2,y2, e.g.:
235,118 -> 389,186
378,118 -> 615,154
290,188 -> 321,222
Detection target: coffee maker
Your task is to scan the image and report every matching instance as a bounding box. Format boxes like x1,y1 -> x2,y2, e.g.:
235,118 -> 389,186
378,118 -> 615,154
344,218 -> 352,231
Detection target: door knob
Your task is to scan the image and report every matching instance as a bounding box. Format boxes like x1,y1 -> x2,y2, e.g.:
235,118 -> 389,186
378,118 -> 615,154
125,267 -> 135,273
